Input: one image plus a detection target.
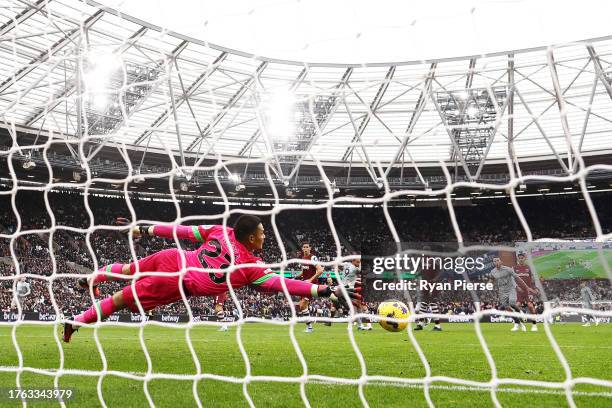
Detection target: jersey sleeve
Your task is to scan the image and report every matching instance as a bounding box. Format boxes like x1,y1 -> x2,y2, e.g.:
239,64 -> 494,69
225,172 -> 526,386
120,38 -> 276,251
247,261 -> 319,298
152,224 -> 218,243
510,268 -> 527,288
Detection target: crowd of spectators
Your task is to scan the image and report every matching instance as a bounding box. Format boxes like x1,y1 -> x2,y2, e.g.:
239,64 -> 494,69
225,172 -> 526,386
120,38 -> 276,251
1,190 -> 611,319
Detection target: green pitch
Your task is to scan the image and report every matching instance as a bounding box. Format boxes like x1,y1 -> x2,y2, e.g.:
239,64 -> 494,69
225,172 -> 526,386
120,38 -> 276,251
0,323 -> 610,407
532,250 -> 612,280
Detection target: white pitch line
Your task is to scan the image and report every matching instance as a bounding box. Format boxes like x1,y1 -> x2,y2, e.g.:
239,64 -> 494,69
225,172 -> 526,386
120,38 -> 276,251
446,342 -> 612,350
318,381 -> 612,398
2,334 -> 612,350
0,366 -> 610,398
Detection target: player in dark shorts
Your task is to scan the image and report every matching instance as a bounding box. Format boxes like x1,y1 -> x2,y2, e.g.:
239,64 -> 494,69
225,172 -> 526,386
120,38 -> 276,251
514,252 -> 540,331
294,242 -> 323,333
414,262 -> 442,331
490,256 -> 537,332
215,292 -> 229,332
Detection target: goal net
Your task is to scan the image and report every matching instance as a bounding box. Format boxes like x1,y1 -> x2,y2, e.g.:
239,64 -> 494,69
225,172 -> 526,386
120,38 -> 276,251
0,0 -> 611,407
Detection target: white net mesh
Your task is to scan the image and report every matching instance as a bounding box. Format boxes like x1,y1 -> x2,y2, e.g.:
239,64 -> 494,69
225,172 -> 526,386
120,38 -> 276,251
0,1 -> 611,407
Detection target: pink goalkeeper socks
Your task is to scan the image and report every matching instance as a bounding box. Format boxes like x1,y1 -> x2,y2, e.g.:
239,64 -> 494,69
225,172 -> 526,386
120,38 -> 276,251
92,263 -> 125,285
74,296 -> 117,324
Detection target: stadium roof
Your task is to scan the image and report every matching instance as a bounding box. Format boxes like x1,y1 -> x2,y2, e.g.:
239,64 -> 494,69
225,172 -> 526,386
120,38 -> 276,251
1,0 -> 612,186
98,0 -> 612,65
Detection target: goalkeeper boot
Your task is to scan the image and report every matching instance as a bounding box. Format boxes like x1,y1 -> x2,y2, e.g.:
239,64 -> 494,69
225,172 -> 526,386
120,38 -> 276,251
62,320 -> 78,343
78,277 -> 100,298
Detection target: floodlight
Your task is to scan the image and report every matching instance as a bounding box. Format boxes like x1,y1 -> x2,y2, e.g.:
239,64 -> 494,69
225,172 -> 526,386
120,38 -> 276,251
261,89 -> 297,138
456,90 -> 469,100
83,52 -> 122,113
84,52 -> 121,89
331,180 -> 340,194
133,169 -> 145,184
91,94 -> 109,112
22,159 -> 36,170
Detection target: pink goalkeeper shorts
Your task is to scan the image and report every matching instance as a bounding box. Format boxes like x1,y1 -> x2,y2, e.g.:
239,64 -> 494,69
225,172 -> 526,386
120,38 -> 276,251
121,248 -> 189,312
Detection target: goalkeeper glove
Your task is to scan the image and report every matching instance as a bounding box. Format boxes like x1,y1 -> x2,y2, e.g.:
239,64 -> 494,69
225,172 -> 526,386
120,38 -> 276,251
116,217 -> 150,237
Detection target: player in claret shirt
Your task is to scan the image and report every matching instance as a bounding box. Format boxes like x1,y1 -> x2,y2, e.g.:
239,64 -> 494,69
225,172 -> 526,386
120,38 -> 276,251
63,215 -> 360,342
513,252 -> 540,331
294,242 -> 323,333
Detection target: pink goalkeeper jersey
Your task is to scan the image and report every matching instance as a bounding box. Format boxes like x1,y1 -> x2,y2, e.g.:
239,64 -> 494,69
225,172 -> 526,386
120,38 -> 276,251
151,224 -> 312,297
182,225 -> 266,296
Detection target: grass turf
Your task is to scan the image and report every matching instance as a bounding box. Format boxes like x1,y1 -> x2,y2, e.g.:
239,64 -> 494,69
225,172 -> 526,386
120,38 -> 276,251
532,249 -> 612,279
0,322 -> 610,407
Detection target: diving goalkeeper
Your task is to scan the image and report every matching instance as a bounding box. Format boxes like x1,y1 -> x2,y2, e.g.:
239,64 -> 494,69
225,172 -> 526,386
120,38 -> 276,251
63,215 -> 361,342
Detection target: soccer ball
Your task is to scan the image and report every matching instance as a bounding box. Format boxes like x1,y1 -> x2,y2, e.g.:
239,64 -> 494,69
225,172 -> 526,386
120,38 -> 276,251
377,300 -> 410,332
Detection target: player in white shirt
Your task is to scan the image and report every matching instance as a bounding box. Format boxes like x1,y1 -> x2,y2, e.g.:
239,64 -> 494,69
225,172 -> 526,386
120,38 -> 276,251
11,277 -> 31,315
340,255 -> 370,330
580,281 -> 598,327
